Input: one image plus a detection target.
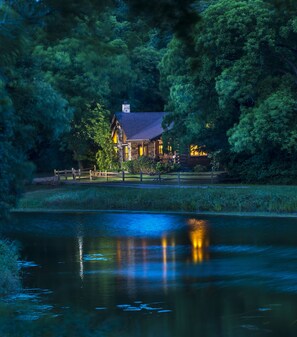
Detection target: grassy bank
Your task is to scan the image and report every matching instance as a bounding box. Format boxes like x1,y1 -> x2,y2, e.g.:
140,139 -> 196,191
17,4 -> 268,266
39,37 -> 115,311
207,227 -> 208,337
16,184 -> 297,214
0,239 -> 20,295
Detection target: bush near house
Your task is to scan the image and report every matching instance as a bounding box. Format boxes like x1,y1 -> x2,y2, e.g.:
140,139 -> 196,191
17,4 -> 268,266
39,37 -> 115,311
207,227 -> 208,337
193,164 -> 209,173
123,157 -> 180,174
122,157 -> 157,174
155,161 -> 181,173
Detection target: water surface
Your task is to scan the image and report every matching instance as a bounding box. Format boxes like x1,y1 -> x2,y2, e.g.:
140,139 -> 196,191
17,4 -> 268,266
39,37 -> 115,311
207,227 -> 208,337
1,212 -> 297,336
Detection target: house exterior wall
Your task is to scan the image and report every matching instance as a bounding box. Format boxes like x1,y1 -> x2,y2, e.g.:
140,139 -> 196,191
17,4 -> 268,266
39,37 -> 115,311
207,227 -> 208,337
131,142 -> 139,160
130,141 -> 159,160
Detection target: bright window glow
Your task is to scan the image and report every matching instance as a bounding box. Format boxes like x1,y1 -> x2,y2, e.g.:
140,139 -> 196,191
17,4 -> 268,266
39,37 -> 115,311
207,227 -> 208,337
138,145 -> 148,156
112,132 -> 118,144
138,145 -> 143,156
158,143 -> 163,155
190,145 -> 207,157
124,146 -> 129,161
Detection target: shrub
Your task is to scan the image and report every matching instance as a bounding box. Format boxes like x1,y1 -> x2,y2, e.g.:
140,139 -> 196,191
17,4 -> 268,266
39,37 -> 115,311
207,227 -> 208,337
122,157 -> 157,174
156,161 -> 181,173
0,239 -> 21,294
193,164 -> 208,172
122,160 -> 137,174
123,157 -> 181,174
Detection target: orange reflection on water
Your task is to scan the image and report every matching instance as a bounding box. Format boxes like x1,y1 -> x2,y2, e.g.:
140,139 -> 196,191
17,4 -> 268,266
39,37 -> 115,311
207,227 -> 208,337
162,236 -> 168,282
188,219 -> 210,263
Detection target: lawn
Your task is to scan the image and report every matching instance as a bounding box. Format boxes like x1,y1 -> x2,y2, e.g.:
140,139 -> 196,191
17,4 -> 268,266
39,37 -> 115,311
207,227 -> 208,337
16,183 -> 297,215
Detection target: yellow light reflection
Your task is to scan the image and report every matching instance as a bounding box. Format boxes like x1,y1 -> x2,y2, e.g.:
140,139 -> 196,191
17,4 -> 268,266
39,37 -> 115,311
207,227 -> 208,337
188,219 -> 210,264
162,236 -> 167,267
162,236 -> 168,291
116,240 -> 122,266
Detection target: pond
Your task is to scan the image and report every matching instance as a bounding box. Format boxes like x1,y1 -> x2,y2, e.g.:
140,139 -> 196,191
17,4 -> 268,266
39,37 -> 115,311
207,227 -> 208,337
1,212 -> 297,337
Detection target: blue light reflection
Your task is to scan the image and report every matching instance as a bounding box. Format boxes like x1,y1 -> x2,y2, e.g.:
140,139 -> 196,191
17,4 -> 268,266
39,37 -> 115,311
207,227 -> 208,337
97,213 -> 185,238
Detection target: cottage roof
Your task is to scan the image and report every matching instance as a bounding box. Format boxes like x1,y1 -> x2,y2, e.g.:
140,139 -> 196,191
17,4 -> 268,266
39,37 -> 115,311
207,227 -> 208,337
114,112 -> 166,141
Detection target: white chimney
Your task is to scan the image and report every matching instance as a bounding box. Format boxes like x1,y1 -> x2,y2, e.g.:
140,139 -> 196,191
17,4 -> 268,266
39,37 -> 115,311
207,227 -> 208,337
122,103 -> 130,113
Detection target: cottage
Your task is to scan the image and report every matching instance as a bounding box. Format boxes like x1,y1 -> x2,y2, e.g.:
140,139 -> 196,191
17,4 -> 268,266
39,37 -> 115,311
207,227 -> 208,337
111,104 -> 209,167
111,104 -> 168,162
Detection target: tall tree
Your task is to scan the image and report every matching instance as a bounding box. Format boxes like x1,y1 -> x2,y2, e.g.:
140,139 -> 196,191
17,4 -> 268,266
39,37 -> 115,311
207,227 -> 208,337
33,3 -> 164,166
0,1 -> 73,216
160,0 -> 297,181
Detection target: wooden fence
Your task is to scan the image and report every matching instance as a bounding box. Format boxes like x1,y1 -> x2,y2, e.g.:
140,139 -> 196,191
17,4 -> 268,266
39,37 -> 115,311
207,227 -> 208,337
88,170 -> 225,184
54,167 -> 226,184
54,167 -> 94,181
54,168 -> 225,184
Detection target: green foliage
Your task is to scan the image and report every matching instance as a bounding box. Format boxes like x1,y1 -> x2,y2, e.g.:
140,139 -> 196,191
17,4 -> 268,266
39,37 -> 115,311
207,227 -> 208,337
155,161 -> 180,173
229,79 -> 297,154
126,0 -> 199,42
0,79 -> 33,216
0,0 -> 168,215
123,157 -> 179,174
0,239 -> 20,294
161,0 -> 297,182
33,6 -> 164,165
123,157 -> 157,174
193,164 -> 208,173
85,104 -> 119,171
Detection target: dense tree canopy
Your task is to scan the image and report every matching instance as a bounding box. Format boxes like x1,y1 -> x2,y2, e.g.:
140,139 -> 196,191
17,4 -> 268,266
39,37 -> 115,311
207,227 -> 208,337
161,0 -> 297,181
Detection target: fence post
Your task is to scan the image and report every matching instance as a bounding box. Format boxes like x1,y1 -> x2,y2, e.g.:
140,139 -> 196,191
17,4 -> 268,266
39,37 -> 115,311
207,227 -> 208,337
140,171 -> 143,182
94,165 -> 97,172
105,171 -> 108,181
90,170 -> 92,181
64,169 -> 67,181
158,173 -> 161,182
54,169 -> 60,183
122,170 -> 125,182
72,168 -> 75,180
78,169 -> 81,180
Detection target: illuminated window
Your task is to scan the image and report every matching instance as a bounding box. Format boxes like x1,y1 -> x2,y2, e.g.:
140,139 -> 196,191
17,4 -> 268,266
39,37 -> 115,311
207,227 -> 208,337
143,145 -> 148,156
112,131 -> 118,144
158,142 -> 163,155
190,145 -> 208,157
123,146 -> 129,161
138,144 -> 148,156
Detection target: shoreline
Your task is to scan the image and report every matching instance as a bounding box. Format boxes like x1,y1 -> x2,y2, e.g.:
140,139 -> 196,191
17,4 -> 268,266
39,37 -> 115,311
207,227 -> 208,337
11,208 -> 297,219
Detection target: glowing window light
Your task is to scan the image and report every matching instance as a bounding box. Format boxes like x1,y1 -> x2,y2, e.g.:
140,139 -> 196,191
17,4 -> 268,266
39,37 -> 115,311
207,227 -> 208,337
138,145 -> 143,156
124,146 -> 129,161
158,143 -> 163,155
112,132 -> 118,143
190,145 -> 208,157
